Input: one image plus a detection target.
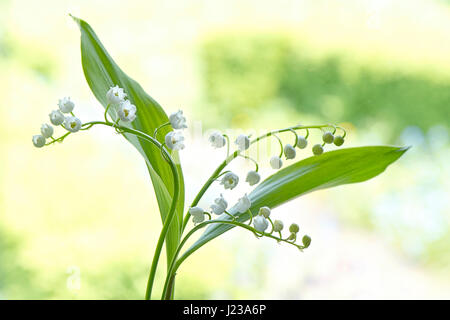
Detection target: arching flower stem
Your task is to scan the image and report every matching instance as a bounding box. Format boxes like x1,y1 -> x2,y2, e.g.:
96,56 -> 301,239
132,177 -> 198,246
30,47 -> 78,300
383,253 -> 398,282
161,219 -> 306,299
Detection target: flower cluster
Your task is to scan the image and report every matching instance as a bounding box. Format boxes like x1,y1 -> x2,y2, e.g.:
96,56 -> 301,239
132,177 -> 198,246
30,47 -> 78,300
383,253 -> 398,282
184,123 -> 347,248
32,97 -> 83,148
106,85 -> 137,122
32,93 -> 342,251
163,111 -> 187,150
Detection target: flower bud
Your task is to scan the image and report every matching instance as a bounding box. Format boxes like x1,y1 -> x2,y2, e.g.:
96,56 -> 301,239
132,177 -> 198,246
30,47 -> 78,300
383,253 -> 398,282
273,219 -> 284,232
246,170 -> 261,186
284,144 -> 296,160
334,135 -> 344,146
312,144 -> 324,155
258,206 -> 271,218
322,131 -> 334,144
296,136 -> 308,149
32,135 -> 46,148
302,235 -> 311,248
270,156 -> 283,169
289,223 -> 299,234
49,110 -> 65,126
40,123 -> 54,138
253,215 -> 269,233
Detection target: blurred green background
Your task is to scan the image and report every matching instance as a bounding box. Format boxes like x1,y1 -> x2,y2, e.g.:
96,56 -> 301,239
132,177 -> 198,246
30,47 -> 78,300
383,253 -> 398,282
0,0 -> 449,299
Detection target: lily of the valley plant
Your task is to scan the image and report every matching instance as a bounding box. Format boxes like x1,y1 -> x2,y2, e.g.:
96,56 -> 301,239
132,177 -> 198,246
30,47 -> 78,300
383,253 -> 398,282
32,16 -> 408,299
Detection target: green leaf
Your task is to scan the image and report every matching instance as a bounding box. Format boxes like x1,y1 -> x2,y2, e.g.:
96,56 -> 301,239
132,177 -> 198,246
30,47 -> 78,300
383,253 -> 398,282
182,146 -> 408,260
71,16 -> 184,264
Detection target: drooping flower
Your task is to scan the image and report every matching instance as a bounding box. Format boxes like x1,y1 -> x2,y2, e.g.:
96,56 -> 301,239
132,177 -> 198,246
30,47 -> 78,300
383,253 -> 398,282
106,85 -> 127,105
189,206 -> 205,224
211,194 -> 228,215
296,136 -> 308,149
220,172 -> 239,190
64,116 -> 82,133
273,219 -> 284,232
32,135 -> 46,148
117,100 -> 137,122
235,134 -> 250,151
40,123 -> 54,138
169,110 -> 187,130
245,170 -> 260,186
284,144 -> 296,160
270,156 -> 283,169
209,131 -> 226,148
58,97 -> 75,113
165,131 -> 185,150
49,110 -> 65,126
258,206 -> 271,218
236,194 -> 251,213
253,215 -> 269,233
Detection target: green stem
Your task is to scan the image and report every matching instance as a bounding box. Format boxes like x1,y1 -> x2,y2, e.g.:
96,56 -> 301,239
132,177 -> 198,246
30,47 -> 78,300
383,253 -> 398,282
223,134 -> 230,158
180,124 -> 331,234
161,219 -> 304,299
81,121 -> 180,300
153,122 -> 171,138
238,154 -> 259,172
104,103 -> 111,123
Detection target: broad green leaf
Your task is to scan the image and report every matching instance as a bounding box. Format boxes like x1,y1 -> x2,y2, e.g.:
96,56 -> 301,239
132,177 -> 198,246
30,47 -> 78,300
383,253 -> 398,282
182,146 -> 408,260
71,16 -> 184,264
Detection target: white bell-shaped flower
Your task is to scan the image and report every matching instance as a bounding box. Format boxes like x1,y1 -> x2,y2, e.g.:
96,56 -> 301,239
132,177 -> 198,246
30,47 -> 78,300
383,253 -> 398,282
211,194 -> 228,215
258,206 -> 271,218
106,85 -> 127,105
270,156 -> 283,169
64,116 -> 82,133
117,100 -> 137,122
40,124 -> 54,138
49,110 -> 65,126
32,135 -> 46,148
209,131 -> 226,148
235,134 -> 250,151
236,194 -> 251,213
165,131 -> 185,150
220,172 -> 239,190
58,97 -> 75,113
253,215 -> 269,233
245,170 -> 261,186
189,206 -> 205,224
284,144 -> 296,160
169,110 -> 187,130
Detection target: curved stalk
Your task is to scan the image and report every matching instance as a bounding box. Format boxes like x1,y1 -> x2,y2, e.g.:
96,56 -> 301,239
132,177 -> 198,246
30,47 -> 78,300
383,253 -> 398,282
161,219 -> 305,299
180,124 -> 332,234
81,121 -> 180,300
